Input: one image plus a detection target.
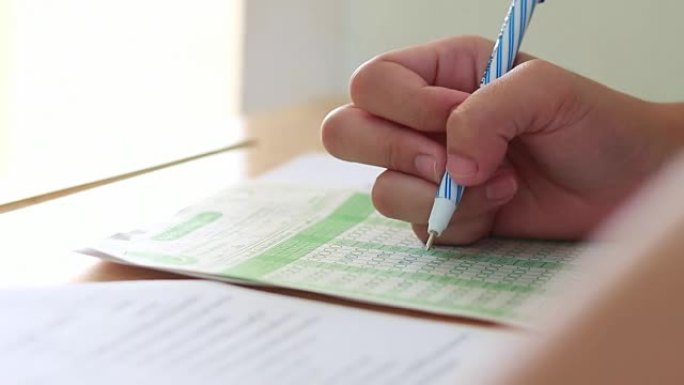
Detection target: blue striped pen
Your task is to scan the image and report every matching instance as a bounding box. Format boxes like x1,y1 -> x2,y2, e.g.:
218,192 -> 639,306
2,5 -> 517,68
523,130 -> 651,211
425,0 -> 544,250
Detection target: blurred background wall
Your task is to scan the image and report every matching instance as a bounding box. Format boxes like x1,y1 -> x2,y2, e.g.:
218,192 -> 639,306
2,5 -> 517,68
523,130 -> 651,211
5,1 -> 684,118
244,0 -> 684,112
3,0 -> 682,203
241,0 -> 344,113
0,0 -> 11,170
342,0 -> 684,102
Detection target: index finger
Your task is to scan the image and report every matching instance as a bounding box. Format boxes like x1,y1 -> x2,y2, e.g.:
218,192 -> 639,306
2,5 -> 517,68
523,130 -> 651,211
350,36 -> 534,132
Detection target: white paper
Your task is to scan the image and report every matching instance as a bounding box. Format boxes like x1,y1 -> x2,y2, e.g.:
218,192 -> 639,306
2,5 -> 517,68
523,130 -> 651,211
0,280 -> 501,385
85,155 -> 584,325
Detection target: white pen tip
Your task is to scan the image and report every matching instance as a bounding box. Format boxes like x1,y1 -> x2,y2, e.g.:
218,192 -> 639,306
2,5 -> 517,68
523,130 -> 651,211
425,232 -> 436,250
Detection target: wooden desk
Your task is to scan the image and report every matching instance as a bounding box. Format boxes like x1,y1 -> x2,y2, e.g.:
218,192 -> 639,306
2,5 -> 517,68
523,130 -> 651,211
0,99 -> 338,284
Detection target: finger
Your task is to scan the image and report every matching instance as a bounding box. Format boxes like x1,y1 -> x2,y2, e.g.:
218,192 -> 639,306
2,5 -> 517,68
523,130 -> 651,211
350,36 -> 535,132
445,59 -> 585,186
428,169 -> 519,245
322,105 -> 446,183
371,168 -> 518,225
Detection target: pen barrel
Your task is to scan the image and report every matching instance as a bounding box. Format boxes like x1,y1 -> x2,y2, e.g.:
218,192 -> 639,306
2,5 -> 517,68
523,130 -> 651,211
428,0 -> 542,240
435,172 -> 465,203
480,0 -> 539,86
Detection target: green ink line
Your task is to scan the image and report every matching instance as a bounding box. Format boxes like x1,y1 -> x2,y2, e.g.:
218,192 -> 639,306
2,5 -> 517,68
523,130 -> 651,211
126,251 -> 197,265
224,193 -> 374,277
331,239 -> 564,269
363,216 -> 410,229
153,212 -> 222,241
267,278 -> 512,318
280,260 -> 535,293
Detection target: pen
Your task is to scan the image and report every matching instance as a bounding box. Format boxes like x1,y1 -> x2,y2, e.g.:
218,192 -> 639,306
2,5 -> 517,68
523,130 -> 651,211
426,0 -> 544,250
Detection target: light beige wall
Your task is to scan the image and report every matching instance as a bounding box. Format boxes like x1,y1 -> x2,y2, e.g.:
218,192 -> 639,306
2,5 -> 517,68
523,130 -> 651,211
242,0 -> 344,113
0,0 -> 11,170
6,0 -> 244,132
343,0 -> 684,102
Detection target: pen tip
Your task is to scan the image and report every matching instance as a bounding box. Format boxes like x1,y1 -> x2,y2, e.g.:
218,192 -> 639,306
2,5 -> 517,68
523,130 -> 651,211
425,233 -> 436,250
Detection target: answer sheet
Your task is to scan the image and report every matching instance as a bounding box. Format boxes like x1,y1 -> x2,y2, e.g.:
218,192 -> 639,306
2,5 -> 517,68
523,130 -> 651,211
0,280 -> 496,384
84,155 -> 583,325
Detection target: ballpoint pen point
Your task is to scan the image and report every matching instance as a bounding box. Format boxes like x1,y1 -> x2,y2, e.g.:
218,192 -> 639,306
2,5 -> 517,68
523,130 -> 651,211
425,232 -> 436,251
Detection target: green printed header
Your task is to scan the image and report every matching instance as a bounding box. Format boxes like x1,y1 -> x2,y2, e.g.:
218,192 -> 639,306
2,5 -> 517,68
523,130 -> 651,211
153,212 -> 222,241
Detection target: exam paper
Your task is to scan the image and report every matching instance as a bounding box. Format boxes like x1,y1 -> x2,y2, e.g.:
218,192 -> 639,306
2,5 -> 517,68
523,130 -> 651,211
84,155 -> 583,325
0,280 -> 494,385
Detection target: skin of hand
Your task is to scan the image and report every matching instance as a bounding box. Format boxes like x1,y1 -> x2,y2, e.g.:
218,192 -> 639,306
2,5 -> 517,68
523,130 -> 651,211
321,36 -> 684,245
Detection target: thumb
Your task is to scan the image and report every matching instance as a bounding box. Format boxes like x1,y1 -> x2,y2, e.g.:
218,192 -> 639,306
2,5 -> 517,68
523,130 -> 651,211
445,59 -> 583,186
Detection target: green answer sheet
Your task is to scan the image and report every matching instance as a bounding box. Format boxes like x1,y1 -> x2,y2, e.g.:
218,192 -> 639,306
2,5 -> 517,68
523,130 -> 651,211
86,183 -> 582,326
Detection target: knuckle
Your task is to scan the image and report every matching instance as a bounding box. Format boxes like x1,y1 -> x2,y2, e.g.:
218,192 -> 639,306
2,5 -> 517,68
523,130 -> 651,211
416,95 -> 439,132
371,171 -> 397,219
349,56 -> 382,105
446,98 -> 480,144
459,35 -> 495,51
514,58 -> 556,78
382,128 -> 414,174
320,105 -> 354,156
437,35 -> 494,53
512,59 -> 580,125
382,130 -> 401,171
449,219 -> 491,245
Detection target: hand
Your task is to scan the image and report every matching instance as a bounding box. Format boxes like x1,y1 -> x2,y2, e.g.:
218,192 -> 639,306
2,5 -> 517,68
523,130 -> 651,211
322,36 -> 684,245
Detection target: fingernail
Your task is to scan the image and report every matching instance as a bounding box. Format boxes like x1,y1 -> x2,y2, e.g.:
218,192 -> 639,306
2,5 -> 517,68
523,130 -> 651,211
485,175 -> 517,201
447,154 -> 478,179
414,155 -> 439,183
